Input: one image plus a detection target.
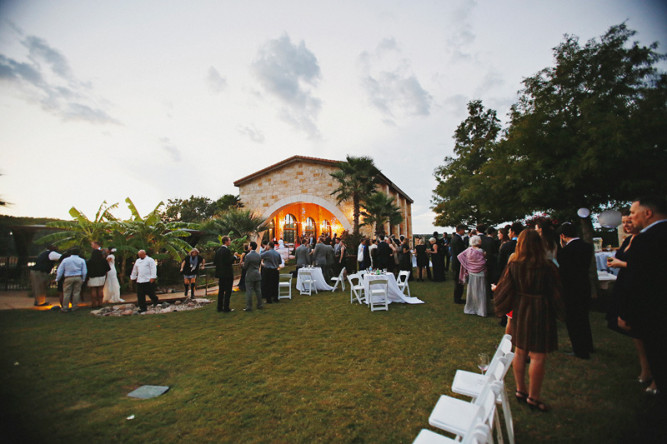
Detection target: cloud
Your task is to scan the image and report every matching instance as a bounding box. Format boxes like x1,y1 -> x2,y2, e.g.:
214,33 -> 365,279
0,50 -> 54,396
0,28 -> 117,124
359,38 -> 432,124
237,124 -> 265,143
207,66 -> 227,93
445,0 -> 477,63
252,33 -> 321,138
159,137 -> 181,162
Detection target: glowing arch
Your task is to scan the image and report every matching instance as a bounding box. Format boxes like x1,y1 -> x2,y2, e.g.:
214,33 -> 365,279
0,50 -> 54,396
261,194 -> 352,232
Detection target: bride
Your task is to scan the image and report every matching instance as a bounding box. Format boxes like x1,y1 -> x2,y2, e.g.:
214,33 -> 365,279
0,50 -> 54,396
103,248 -> 124,303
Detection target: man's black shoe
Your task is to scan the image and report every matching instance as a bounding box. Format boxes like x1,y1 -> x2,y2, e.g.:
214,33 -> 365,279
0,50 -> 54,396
454,300 -> 465,305
222,308 -> 235,312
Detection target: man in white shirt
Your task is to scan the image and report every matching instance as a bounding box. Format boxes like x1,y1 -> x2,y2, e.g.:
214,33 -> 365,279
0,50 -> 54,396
130,250 -> 159,312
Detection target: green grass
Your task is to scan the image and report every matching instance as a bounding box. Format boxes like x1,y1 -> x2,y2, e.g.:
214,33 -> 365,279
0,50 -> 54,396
0,273 -> 664,443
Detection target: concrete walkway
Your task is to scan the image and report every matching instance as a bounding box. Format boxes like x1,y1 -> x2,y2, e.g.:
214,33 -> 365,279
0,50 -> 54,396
0,286 -> 223,311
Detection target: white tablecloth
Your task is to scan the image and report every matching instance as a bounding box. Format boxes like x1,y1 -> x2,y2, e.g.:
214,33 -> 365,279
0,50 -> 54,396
362,273 -> 424,304
595,252 -> 618,275
597,270 -> 617,290
296,267 -> 333,292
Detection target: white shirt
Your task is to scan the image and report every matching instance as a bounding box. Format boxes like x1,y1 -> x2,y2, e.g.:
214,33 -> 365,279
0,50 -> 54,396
130,256 -> 157,283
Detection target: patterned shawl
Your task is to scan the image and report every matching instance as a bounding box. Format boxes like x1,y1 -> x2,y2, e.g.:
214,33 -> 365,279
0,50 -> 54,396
457,246 -> 487,283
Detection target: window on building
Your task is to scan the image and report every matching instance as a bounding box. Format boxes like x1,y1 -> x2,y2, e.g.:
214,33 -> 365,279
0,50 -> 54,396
304,217 -> 315,239
283,214 -> 296,243
321,219 -> 331,237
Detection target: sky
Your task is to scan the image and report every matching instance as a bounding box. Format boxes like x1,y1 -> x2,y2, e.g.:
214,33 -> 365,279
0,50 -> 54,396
1,0 -> 665,233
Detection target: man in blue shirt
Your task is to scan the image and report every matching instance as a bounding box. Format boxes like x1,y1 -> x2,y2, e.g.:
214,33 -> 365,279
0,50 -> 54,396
55,248 -> 87,312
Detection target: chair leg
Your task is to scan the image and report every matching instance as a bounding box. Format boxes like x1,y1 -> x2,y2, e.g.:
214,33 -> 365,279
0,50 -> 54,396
501,389 -> 515,444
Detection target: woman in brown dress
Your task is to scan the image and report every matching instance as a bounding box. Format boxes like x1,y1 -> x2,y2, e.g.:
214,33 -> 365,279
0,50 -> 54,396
494,229 -> 564,412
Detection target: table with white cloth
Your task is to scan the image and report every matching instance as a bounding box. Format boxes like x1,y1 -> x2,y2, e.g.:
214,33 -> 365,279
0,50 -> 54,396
362,272 -> 424,304
597,270 -> 617,290
595,251 -> 618,275
296,267 -> 333,292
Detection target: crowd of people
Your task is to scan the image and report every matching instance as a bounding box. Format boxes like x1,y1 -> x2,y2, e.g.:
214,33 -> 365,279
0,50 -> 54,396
30,241 -> 126,312
29,196 -> 666,408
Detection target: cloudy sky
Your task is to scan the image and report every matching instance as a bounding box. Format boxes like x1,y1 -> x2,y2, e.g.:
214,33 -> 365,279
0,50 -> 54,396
1,0 -> 665,232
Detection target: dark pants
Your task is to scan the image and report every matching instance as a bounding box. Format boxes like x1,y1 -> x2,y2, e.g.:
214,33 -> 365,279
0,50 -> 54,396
137,282 -> 158,312
261,268 -> 279,303
452,263 -> 464,302
641,323 -> 667,393
565,297 -> 594,358
217,275 -> 234,311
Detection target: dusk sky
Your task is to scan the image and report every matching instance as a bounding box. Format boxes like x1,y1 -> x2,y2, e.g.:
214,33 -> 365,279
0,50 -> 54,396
1,0 -> 665,232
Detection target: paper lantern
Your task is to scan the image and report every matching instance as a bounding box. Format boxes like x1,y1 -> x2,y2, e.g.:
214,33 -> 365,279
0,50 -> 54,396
598,210 -> 622,228
577,208 -> 590,218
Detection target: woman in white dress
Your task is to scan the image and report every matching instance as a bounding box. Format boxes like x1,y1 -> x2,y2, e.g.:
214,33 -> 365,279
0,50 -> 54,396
103,248 -> 124,303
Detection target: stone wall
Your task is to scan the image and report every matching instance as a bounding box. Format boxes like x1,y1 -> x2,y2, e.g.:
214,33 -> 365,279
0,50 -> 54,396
238,160 -> 412,239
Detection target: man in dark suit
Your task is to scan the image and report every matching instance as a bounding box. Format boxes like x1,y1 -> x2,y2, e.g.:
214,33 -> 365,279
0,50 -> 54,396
451,224 -> 468,304
557,222 -> 594,359
261,241 -> 282,303
375,235 -> 393,271
497,222 -> 523,279
214,236 -> 235,313
626,196 -> 667,395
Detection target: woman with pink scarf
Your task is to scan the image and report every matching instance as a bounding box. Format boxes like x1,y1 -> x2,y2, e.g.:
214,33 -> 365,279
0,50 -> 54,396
457,235 -> 488,316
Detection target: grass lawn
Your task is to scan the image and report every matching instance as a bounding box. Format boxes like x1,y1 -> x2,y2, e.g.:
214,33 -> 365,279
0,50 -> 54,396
1,272 -> 664,443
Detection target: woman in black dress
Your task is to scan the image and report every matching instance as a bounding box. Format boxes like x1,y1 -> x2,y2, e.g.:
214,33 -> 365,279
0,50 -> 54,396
415,237 -> 431,281
607,211 -> 655,392
429,237 -> 445,282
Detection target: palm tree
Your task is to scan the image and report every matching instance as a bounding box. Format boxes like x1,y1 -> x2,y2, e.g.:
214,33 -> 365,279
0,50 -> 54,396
39,201 -> 119,253
203,208 -> 266,239
122,197 -> 192,262
361,192 -> 403,236
330,155 -> 381,235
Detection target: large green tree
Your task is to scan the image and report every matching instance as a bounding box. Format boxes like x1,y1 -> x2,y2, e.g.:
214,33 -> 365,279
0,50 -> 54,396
432,100 -> 501,226
361,192 -> 403,236
330,155 -> 381,235
432,24 -> 667,234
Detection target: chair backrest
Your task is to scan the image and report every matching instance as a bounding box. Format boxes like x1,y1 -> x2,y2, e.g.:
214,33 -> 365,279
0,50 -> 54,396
462,422 -> 492,444
358,269 -> 367,276
487,334 -> 512,374
301,270 -> 312,279
347,273 -> 359,285
279,273 -> 292,281
368,278 -> 388,291
487,352 -> 514,382
474,379 -> 502,428
398,270 -> 410,280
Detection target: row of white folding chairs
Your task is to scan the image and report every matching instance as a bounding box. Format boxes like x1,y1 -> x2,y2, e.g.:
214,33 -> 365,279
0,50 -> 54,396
414,335 -> 515,444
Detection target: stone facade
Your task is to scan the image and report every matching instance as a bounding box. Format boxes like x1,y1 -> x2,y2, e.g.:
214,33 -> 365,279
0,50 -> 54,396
234,156 -> 412,240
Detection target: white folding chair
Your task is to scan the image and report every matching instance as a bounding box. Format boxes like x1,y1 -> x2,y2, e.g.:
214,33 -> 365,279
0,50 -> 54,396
429,372 -> 504,440
368,278 -> 389,311
299,270 -> 317,296
451,336 -> 515,444
330,267 -> 346,292
278,273 -> 292,300
397,270 -> 411,297
347,273 -> 366,304
413,420 -> 491,444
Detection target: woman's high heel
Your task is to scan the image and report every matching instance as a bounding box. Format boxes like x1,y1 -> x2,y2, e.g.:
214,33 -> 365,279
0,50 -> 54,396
515,391 -> 528,403
527,397 -> 551,412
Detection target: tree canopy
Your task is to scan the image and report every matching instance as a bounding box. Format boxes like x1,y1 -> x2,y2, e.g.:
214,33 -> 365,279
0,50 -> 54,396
162,194 -> 242,222
432,24 -> 667,229
361,191 -> 403,236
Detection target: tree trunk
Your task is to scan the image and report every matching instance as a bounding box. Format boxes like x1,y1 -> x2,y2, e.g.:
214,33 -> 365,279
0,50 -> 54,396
579,216 -> 599,301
